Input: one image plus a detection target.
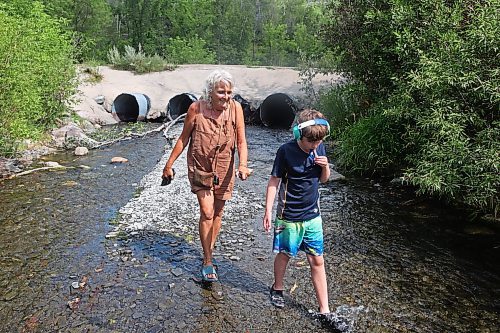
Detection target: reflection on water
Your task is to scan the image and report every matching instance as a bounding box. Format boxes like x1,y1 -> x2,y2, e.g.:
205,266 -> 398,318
319,179 -> 499,332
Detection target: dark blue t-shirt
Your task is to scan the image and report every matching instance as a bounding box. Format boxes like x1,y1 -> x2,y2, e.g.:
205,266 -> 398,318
271,139 -> 326,221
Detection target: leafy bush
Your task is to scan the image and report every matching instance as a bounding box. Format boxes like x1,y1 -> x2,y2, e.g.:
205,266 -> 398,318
316,82 -> 371,137
164,36 -> 216,65
336,112 -> 406,175
0,0 -> 76,156
321,0 -> 499,213
107,45 -> 175,73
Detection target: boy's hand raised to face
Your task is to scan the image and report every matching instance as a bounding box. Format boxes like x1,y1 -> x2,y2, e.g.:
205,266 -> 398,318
314,155 -> 329,168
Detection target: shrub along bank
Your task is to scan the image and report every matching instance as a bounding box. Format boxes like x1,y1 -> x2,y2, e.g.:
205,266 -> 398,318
0,0 -> 77,156
319,0 -> 498,215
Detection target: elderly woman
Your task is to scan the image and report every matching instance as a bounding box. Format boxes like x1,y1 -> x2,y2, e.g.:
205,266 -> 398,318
162,70 -> 250,282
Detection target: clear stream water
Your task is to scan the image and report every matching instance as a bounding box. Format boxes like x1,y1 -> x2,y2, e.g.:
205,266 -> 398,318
0,125 -> 498,333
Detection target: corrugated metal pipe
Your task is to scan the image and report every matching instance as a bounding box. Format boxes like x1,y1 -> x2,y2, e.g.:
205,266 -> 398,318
112,93 -> 151,122
259,93 -> 298,129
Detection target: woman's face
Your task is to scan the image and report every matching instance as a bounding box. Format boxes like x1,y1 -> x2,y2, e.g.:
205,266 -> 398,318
211,81 -> 232,111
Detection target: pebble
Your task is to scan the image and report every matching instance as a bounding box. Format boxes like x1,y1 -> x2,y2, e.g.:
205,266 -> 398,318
171,268 -> 183,277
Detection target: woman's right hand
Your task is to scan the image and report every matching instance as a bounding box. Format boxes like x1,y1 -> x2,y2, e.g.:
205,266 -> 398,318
163,166 -> 175,179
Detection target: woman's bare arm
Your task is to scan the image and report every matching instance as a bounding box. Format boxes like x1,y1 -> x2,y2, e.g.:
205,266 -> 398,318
162,102 -> 197,178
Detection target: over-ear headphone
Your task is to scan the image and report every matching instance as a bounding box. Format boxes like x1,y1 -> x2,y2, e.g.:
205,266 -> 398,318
292,119 -> 330,140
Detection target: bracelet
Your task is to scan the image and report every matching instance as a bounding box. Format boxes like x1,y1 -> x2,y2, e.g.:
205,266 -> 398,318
239,164 -> 247,168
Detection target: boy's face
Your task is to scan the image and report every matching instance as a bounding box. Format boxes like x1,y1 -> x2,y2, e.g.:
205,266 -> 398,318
299,137 -> 323,151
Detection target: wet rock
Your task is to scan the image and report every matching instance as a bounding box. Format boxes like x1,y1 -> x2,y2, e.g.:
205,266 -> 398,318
111,156 -> 128,163
0,158 -> 23,176
74,147 -> 89,156
132,312 -> 143,319
148,325 -> 163,333
42,161 -> 62,167
94,95 -> 105,105
67,297 -> 80,310
51,122 -> 98,148
2,290 -> 18,301
171,268 -> 183,277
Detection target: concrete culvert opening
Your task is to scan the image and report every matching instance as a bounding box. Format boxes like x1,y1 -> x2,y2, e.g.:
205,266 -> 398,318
259,93 -> 298,129
233,94 -> 261,125
112,93 -> 151,122
167,93 -> 197,121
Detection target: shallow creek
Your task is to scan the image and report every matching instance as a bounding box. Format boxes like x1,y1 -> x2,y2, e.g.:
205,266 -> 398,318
0,124 -> 498,333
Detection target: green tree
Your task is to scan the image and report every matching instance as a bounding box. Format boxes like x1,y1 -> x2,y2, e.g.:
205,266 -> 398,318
212,0 -> 256,64
0,0 -> 76,155
42,0 -> 113,61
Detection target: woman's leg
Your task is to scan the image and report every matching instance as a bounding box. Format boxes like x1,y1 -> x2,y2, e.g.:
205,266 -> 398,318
197,190 -> 216,279
210,197 -> 226,251
306,254 -> 330,313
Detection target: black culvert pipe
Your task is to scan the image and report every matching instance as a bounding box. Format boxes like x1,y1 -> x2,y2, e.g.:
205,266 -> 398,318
259,93 -> 298,128
233,94 -> 261,125
167,93 -> 197,120
112,93 -> 151,122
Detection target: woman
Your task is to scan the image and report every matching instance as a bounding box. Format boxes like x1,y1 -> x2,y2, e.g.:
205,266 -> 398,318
162,70 -> 250,282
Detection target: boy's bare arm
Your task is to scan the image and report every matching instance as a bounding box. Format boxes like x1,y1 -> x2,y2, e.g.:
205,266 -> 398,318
263,176 -> 280,232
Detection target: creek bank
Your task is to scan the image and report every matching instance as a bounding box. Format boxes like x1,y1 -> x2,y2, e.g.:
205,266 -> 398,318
1,65 -> 340,180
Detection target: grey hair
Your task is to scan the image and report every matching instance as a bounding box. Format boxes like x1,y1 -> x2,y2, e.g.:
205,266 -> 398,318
201,70 -> 235,106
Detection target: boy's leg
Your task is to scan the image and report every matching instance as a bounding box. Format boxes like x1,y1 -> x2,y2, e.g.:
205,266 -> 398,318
306,254 -> 330,313
273,252 -> 290,290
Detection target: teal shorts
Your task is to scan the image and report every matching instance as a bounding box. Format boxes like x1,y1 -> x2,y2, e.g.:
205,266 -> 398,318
272,216 -> 324,257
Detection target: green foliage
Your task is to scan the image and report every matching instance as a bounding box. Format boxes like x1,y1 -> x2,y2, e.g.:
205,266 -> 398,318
405,123 -> 499,213
42,0 -> 113,62
164,37 -> 216,65
0,0 -> 77,156
104,0 -> 328,67
321,0 -> 499,213
107,45 -> 175,73
80,64 -> 103,83
336,110 -> 406,174
317,83 -> 371,137
262,23 -> 291,66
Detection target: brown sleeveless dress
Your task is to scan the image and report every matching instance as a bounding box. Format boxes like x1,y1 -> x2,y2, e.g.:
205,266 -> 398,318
187,99 -> 237,200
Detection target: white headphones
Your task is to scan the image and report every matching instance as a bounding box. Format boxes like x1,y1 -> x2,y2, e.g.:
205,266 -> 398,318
292,119 -> 330,140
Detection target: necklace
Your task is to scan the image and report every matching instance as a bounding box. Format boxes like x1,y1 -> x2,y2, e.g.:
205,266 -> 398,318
209,101 -> 229,120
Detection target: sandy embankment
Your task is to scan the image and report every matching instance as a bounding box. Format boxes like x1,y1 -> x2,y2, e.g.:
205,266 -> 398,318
75,64 -> 341,125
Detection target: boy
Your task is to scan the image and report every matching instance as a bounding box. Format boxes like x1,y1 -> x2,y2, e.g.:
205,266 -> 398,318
263,109 -> 332,317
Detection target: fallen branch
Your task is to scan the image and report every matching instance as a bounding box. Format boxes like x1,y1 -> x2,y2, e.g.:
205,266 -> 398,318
91,114 -> 186,149
163,114 -> 186,138
7,165 -> 73,179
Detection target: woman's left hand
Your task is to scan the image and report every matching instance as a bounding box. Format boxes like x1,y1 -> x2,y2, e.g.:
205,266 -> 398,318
237,165 -> 252,180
